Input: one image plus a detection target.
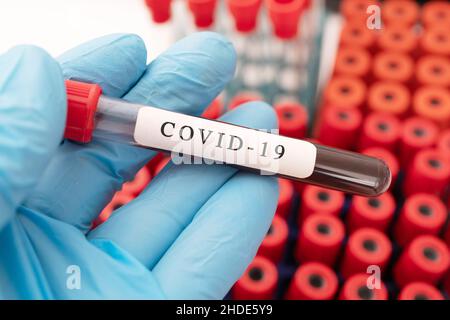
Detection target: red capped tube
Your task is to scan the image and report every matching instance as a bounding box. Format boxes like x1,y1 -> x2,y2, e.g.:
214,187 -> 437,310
422,1 -> 450,30
358,112 -> 401,153
276,178 -> 294,219
394,235 -> 450,288
333,47 -> 371,79
299,185 -> 345,224
394,193 -> 447,247
340,228 -> 392,279
377,27 -> 418,55
323,76 -> 367,110
93,192 -> 134,228
372,51 -> 414,85
258,215 -> 289,263
400,117 -> 438,166
285,262 -> 338,300
415,55 -> 450,89
348,192 -> 396,234
227,0 -> 262,33
228,91 -> 263,111
145,0 -> 172,23
403,149 -> 450,197
362,148 -> 399,189
232,256 -> 278,300
382,0 -> 419,28
275,101 -> 308,140
202,98 -> 223,120
316,106 -> 362,150
420,27 -> 450,57
367,81 -> 410,117
340,21 -> 376,51
398,282 -> 444,300
266,0 -> 305,40
188,0 -> 217,28
413,86 -> 450,129
296,213 -> 345,266
64,80 -> 102,143
339,274 -> 388,300
122,166 -> 152,198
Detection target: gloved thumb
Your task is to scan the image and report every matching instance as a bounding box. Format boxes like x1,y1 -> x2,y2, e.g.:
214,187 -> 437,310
0,45 -> 66,230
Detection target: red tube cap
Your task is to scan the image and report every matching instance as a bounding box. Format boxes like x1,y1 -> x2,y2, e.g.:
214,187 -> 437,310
188,0 -> 217,28
316,106 -> 362,150
257,215 -> 289,263
64,80 -> 102,144
348,192 -> 396,234
266,0 -> 306,40
275,101 -> 308,139
394,235 -> 450,288
400,117 -> 439,166
227,0 -> 262,33
296,214 -> 345,266
286,262 -> 338,300
323,76 -> 367,110
299,186 -> 345,224
368,81 -> 411,117
413,86 -> 450,129
358,112 -> 402,153
394,193 -> 447,247
232,256 -> 278,300
398,282 -> 444,300
340,228 -> 392,279
339,273 -> 388,300
403,149 -> 450,197
145,0 -> 172,23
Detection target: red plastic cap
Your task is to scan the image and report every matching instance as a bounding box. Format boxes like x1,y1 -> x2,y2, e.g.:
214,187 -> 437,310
398,282 -> 444,300
145,0 -> 172,23
188,0 -> 217,28
227,0 -> 262,33
64,80 -> 102,144
232,256 -> 278,300
266,0 -> 306,40
286,262 -> 338,300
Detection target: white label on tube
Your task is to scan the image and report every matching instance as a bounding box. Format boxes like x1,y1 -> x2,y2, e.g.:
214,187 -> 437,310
134,107 -> 317,179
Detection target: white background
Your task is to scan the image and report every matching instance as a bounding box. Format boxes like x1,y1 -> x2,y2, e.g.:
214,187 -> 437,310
0,0 -> 174,61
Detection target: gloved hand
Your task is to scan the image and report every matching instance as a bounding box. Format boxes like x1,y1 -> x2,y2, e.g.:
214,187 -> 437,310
0,32 -> 279,299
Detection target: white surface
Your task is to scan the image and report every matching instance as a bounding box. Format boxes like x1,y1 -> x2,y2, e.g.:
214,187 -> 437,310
0,0 -> 175,61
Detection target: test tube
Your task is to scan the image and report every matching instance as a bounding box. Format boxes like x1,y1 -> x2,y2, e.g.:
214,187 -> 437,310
64,80 -> 391,196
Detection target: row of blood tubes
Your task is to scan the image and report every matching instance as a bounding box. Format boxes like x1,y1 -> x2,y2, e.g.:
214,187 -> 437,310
144,0 -> 323,110
233,0 -> 450,300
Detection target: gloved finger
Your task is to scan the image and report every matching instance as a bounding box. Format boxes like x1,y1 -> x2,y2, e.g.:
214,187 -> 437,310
154,172 -> 278,299
0,45 -> 66,230
24,34 -> 148,232
88,102 -> 278,270
25,32 -> 236,233
122,32 -> 236,116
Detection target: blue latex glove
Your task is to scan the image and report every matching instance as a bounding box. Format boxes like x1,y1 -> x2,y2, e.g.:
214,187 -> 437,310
0,32 -> 279,299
